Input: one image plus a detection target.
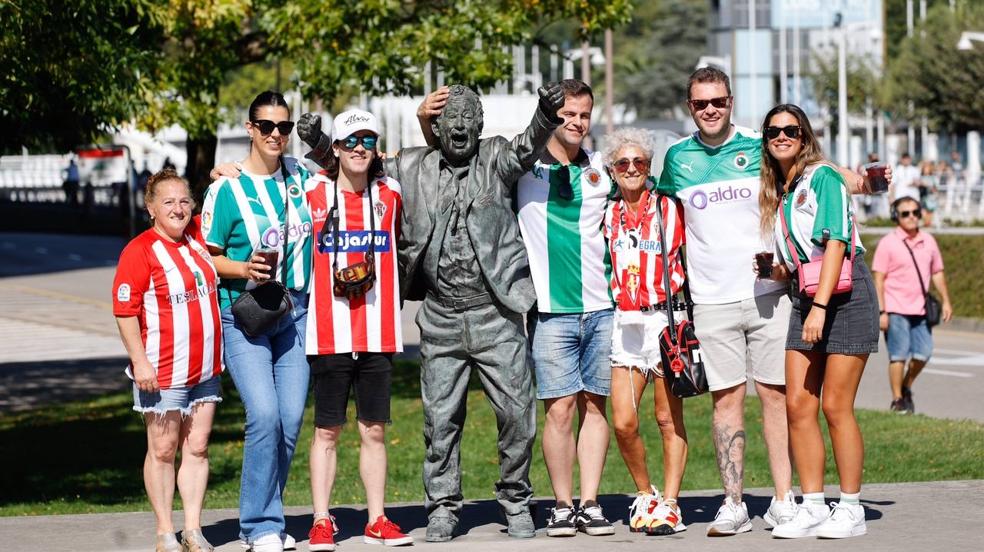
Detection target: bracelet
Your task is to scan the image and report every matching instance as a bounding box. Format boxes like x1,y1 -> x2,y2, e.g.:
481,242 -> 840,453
812,302 -> 828,311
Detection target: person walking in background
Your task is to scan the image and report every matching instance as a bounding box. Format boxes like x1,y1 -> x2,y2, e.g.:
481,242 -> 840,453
917,160 -> 939,228
602,128 -> 689,536
892,152 -> 921,203
112,169 -> 223,552
872,197 -> 953,414
200,91 -> 314,552
303,109 -> 412,550
63,157 -> 80,205
759,104 -> 879,540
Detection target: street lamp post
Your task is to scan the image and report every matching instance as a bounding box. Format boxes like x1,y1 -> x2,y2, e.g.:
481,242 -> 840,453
835,12 -> 849,167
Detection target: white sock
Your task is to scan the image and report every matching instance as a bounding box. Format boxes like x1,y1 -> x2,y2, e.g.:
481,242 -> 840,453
803,492 -> 825,505
840,491 -> 861,505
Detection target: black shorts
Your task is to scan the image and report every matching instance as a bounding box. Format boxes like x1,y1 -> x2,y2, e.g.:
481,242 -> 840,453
309,353 -> 393,427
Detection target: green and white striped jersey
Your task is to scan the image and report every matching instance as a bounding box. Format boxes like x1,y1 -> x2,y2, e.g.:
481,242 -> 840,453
516,149 -> 615,314
657,126 -> 785,304
774,163 -> 864,271
200,157 -> 314,309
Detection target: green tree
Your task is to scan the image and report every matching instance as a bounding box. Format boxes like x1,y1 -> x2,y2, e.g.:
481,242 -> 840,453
885,2 -> 984,132
810,50 -> 884,116
0,0 -> 165,153
612,0 -> 708,119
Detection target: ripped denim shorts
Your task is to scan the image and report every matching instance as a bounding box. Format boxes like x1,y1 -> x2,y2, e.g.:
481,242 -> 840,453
132,376 -> 222,417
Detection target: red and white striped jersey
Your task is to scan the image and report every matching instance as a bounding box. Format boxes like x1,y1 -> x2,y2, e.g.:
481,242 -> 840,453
604,191 -> 687,311
305,174 -> 403,355
112,219 -> 223,389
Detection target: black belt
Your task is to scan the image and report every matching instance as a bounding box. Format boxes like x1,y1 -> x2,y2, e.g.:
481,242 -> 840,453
426,291 -> 494,311
638,301 -> 668,312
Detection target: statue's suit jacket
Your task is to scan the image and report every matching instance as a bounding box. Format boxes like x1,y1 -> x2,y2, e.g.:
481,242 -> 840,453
385,108 -> 559,314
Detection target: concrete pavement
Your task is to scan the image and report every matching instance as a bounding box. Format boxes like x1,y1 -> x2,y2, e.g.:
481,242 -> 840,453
0,481 -> 980,551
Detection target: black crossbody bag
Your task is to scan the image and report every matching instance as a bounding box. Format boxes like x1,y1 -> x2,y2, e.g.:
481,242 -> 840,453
901,240 -> 942,328
230,157 -> 294,337
654,196 -> 708,398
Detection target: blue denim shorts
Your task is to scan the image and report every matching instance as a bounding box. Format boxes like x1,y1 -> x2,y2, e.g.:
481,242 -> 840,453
529,308 -> 614,399
886,314 -> 933,362
133,375 -> 222,417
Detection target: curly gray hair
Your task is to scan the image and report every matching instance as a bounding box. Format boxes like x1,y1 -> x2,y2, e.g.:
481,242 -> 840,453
602,128 -> 657,168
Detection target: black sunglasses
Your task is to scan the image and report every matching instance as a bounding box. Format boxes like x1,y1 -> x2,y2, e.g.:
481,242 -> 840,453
688,96 -> 731,111
898,208 -> 922,219
556,165 -> 573,200
764,125 -> 801,140
250,119 -> 295,136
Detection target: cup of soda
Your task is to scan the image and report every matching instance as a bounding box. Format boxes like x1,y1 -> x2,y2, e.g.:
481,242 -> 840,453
254,247 -> 279,280
755,251 -> 774,278
864,162 -> 889,194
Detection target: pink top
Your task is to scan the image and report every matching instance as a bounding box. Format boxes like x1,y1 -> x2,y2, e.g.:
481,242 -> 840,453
871,227 -> 944,316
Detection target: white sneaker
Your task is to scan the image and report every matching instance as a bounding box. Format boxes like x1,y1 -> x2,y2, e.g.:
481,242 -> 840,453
647,500 -> 687,535
706,496 -> 752,536
764,489 -> 798,528
249,533 -> 284,552
772,502 -> 830,539
282,533 -> 296,550
628,486 -> 661,532
816,502 -> 867,539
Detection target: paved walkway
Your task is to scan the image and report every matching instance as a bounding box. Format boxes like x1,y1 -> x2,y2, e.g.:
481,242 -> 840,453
0,481 -> 979,551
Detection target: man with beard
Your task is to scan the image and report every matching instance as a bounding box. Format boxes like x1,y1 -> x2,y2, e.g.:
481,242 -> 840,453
298,83 -> 566,542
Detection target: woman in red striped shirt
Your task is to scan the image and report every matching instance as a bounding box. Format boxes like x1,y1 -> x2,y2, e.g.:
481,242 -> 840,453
113,169 -> 223,552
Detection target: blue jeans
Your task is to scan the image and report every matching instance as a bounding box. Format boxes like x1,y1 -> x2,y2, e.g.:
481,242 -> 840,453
886,313 -> 933,362
221,290 -> 310,544
529,308 -> 614,399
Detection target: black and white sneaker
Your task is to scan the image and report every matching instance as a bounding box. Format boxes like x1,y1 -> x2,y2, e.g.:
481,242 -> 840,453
546,503 -> 577,537
575,501 -> 615,536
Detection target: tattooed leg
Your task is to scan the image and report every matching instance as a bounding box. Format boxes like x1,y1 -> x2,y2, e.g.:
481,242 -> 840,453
712,385 -> 746,502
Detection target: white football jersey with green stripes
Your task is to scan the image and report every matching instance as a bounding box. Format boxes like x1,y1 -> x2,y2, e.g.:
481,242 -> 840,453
516,150 -> 615,314
775,163 -> 864,271
657,126 -> 785,304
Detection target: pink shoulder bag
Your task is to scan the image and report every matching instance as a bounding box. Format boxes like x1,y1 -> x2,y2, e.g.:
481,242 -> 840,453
779,196 -> 855,297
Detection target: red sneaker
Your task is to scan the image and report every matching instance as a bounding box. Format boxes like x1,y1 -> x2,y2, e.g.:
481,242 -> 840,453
308,516 -> 337,551
364,515 -> 413,546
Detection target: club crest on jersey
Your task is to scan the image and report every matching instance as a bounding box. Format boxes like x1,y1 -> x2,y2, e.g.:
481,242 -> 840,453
583,168 -> 602,186
287,184 -> 302,198
117,284 -> 131,302
796,188 -> 809,207
625,264 -> 641,302
734,152 -> 749,169
374,200 -> 387,219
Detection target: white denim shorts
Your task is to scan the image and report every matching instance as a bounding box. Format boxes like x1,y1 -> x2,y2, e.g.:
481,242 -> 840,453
611,309 -> 671,376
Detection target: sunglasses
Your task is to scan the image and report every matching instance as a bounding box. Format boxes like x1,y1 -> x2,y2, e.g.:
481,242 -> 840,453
250,119 -> 295,136
612,157 -> 650,174
340,135 -> 378,150
764,125 -> 801,140
898,208 -> 922,219
688,96 -> 731,111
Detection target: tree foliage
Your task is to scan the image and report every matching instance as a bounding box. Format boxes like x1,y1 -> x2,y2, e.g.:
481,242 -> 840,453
0,0 -> 165,153
885,2 -> 984,131
264,0 -> 632,102
810,50 -> 884,116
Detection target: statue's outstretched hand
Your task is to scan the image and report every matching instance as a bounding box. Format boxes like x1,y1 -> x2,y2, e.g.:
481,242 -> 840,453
537,82 -> 566,124
297,112 -> 332,168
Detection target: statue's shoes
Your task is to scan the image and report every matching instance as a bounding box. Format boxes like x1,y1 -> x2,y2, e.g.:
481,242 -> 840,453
425,515 -> 458,543
506,510 -> 536,538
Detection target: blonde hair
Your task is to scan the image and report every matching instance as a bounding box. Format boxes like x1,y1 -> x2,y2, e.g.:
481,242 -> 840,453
758,104 -> 825,238
145,168 -> 193,208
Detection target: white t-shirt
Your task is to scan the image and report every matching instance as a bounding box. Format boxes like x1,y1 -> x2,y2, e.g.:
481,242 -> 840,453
893,163 -> 922,201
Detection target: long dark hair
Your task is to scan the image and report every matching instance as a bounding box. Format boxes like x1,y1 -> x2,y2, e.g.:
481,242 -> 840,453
248,91 -> 290,122
758,103 -> 825,237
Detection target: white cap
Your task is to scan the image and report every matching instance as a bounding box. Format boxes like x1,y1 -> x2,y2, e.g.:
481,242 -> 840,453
331,109 -> 379,141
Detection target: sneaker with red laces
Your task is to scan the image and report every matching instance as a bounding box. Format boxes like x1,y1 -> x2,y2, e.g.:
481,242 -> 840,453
308,517 -> 337,552
364,516 -> 414,546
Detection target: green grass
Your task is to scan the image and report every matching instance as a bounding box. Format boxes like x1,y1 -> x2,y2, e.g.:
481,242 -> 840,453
861,233 -> 984,318
2,360 -> 982,516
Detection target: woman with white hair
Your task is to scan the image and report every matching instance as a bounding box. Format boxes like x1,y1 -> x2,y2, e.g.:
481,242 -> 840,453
602,128 -> 690,536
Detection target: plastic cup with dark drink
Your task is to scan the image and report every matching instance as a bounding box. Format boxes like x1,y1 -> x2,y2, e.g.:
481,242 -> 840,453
755,251 -> 774,278
864,162 -> 889,194
254,247 -> 279,281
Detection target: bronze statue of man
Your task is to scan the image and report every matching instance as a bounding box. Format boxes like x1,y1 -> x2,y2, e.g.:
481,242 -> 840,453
298,83 -> 565,541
